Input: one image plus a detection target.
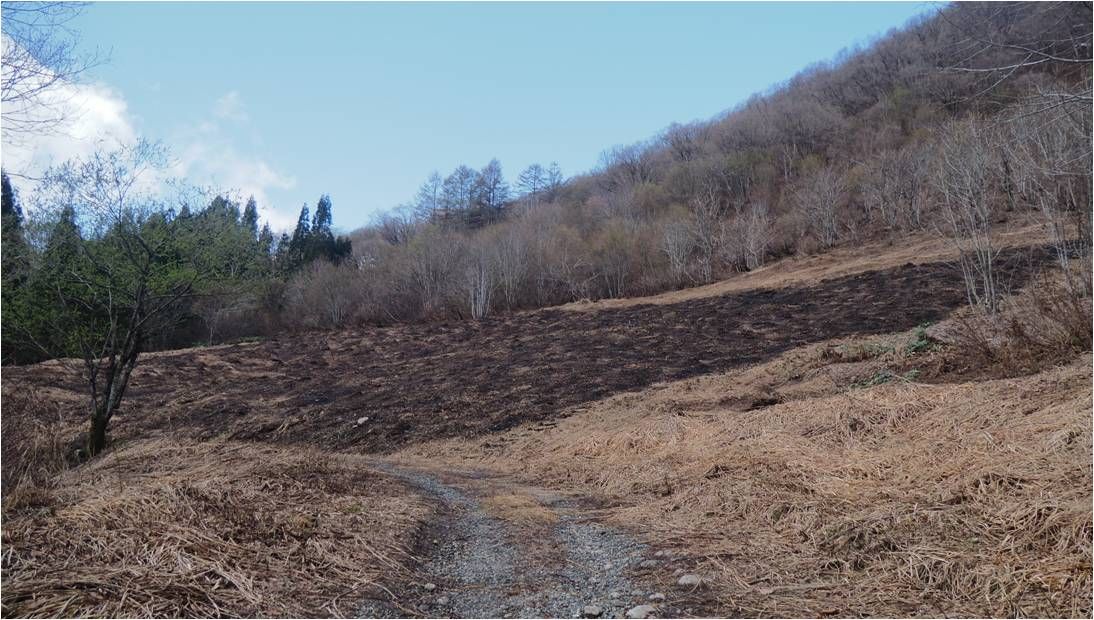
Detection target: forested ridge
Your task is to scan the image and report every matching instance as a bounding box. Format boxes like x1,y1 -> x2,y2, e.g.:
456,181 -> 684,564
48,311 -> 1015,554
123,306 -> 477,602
2,1 -> 1090,361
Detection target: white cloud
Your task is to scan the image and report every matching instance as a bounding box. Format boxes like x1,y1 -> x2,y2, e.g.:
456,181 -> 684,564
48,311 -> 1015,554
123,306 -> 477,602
172,138 -> 298,231
1,81 -> 138,182
213,90 -> 248,122
2,78 -> 297,230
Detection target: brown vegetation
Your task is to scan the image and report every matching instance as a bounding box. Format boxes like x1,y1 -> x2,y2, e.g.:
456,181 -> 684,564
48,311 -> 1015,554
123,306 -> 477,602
278,2 -> 1089,330
1,233 -> 1089,618
1,3 -> 1089,618
1,435 -> 430,618
396,335 -> 1092,617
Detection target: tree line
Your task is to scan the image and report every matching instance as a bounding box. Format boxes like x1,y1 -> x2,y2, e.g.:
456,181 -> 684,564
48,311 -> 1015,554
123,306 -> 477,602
5,3 -> 1089,345
1,153 -> 353,366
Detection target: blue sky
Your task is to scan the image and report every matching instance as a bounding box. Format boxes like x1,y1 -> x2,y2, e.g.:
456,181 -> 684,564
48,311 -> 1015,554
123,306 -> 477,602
9,2 -> 933,232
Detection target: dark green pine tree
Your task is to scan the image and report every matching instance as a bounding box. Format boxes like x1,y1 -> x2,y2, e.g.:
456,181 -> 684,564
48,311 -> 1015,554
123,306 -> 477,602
2,170 -> 20,221
258,223 -> 274,257
242,196 -> 259,237
205,195 -> 240,224
312,194 -> 333,235
10,206 -> 86,361
308,195 -> 335,262
286,204 -> 311,270
1,170 -> 29,284
1,170 -> 31,364
274,231 -> 292,272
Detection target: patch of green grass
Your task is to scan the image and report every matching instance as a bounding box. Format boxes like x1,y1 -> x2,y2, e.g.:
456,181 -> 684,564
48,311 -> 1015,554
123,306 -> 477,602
905,323 -> 941,355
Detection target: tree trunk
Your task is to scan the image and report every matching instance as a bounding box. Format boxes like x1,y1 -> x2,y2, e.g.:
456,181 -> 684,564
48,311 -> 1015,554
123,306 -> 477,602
88,412 -> 108,457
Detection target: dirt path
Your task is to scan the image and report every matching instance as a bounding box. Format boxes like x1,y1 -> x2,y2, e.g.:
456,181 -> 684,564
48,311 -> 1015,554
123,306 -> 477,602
358,464 -> 694,619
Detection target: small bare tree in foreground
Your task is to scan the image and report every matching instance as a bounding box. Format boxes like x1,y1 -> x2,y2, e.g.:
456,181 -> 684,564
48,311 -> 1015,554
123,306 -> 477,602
18,143 -> 203,456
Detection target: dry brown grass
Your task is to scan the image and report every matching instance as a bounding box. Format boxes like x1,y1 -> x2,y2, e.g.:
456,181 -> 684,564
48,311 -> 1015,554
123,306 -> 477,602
560,223 -> 1049,312
0,388 -> 81,508
397,336 -> 1093,617
480,492 -> 559,526
2,222 -> 1086,618
943,274 -> 1093,379
1,439 -> 430,618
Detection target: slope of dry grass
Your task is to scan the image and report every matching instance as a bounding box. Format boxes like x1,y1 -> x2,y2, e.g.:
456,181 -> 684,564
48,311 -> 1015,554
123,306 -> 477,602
397,335 -> 1093,617
561,223 -> 1048,312
1,439 -> 430,618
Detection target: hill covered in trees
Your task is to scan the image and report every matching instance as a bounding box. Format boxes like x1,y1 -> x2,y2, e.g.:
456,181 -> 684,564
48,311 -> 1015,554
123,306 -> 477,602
0,3 -> 1090,615
296,1 -> 1091,328
2,1 -> 1090,350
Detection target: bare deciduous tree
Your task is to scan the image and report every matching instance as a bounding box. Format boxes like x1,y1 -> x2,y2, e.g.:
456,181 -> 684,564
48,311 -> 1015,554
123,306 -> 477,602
544,224 -> 594,301
599,141 -> 657,190
462,239 -> 495,320
661,122 -> 709,163
405,225 -> 462,317
659,213 -> 694,285
543,161 -> 564,201
942,2 -> 1092,108
516,163 -> 546,209
861,145 -> 930,231
377,205 -> 416,246
738,201 -> 773,270
1008,108 -> 1093,296
793,166 -> 846,249
933,119 -> 1004,313
25,142 -> 200,456
2,2 -> 101,142
491,226 -> 529,311
286,260 -> 361,328
691,183 -> 726,283
412,172 -> 443,221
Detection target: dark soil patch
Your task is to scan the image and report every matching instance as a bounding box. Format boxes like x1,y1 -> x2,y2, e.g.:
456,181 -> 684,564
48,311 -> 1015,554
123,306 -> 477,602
4,252 -> 1049,453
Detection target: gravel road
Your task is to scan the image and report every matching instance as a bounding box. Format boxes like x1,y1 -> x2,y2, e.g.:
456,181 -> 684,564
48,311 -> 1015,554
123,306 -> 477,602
358,464 -> 679,619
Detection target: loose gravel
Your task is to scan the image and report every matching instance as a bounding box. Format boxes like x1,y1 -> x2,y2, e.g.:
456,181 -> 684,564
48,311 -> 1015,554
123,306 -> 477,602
359,465 -> 664,619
